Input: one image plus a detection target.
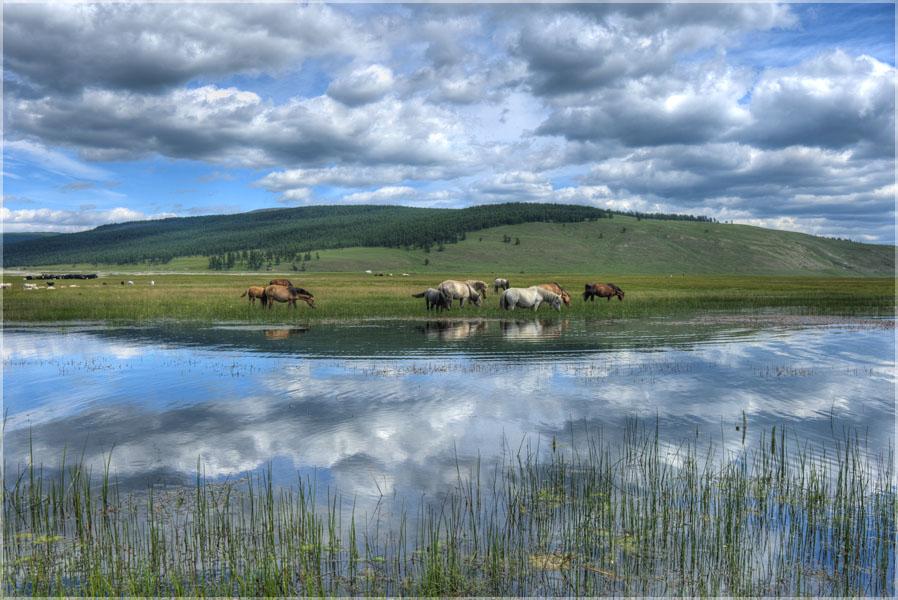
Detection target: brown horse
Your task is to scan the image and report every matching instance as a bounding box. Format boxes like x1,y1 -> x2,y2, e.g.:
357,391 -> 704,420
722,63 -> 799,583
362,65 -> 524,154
535,283 -> 572,307
263,285 -> 317,309
240,286 -> 267,305
269,278 -> 293,287
583,282 -> 625,301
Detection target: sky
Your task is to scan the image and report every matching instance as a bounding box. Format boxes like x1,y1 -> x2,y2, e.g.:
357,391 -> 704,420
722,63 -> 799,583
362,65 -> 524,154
2,1 -> 895,244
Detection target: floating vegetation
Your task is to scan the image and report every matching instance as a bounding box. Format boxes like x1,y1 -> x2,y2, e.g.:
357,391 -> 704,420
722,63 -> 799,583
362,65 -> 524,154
3,423 -> 894,596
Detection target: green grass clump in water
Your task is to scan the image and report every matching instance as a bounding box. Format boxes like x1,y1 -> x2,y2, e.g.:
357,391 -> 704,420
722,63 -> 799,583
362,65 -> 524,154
3,424 -> 894,596
2,273 -> 894,322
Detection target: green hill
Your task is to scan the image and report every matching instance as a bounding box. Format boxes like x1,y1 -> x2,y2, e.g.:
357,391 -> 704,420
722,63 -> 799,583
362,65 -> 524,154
3,232 -> 60,247
3,204 -> 893,276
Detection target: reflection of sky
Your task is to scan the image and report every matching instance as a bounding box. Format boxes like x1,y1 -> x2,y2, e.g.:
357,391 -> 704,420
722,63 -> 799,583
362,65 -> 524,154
2,321 -> 894,507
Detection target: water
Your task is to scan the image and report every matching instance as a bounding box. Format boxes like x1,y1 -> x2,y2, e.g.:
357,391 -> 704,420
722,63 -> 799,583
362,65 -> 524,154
2,317 -> 894,505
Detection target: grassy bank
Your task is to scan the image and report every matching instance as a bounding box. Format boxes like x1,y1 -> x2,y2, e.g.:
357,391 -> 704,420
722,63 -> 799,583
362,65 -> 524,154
2,273 -> 895,323
3,424 -> 894,596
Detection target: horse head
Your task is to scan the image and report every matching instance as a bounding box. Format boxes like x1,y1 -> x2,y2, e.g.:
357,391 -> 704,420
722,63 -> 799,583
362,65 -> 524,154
468,284 -> 483,307
550,294 -> 563,312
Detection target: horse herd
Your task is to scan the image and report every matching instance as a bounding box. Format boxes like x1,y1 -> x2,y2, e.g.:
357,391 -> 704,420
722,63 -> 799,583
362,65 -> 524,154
241,277 -> 623,312
412,278 -> 624,313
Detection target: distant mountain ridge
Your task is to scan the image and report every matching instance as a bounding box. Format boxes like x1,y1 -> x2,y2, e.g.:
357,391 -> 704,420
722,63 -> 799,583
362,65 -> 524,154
2,203 -> 893,276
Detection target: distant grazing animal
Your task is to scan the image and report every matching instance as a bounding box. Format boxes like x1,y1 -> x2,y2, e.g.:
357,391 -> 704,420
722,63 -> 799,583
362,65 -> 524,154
438,280 -> 482,308
534,283 -> 572,307
121,281 -> 125,286
269,278 -> 292,287
127,281 -> 134,286
240,286 -> 267,305
0,283 -> 11,289
46,281 -> 54,287
465,280 -> 489,298
500,287 -> 562,312
148,281 -> 155,286
412,288 -> 452,312
493,278 -> 510,294
263,284 -> 317,309
583,282 -> 625,302
23,283 -> 37,290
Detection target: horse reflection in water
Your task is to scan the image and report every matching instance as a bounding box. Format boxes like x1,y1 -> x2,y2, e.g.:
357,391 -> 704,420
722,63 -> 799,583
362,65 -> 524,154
501,319 -> 569,340
417,320 -> 489,340
264,328 -> 309,340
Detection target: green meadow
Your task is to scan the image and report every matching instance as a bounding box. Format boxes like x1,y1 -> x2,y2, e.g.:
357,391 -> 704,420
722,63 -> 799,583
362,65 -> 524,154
2,272 -> 895,323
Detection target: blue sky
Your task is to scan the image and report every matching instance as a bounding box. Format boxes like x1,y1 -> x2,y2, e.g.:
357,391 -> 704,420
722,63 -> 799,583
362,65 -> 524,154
3,2 -> 895,244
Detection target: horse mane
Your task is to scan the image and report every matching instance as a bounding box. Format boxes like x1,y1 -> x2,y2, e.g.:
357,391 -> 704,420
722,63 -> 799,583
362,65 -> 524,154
553,282 -> 565,292
605,283 -> 622,293
289,286 -> 313,297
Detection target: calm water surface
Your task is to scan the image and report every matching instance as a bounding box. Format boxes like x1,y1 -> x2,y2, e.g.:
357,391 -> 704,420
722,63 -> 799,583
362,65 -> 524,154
3,317 -> 894,508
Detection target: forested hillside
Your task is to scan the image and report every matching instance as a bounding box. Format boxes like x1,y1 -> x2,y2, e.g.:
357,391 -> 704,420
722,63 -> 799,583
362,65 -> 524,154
4,203 -> 626,267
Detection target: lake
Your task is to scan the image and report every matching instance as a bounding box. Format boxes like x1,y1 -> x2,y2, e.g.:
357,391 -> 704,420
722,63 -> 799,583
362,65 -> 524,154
3,316 -> 893,501
3,315 -> 895,596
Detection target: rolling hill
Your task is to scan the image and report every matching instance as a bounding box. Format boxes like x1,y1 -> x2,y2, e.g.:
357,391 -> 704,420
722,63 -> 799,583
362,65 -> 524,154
3,204 -> 893,276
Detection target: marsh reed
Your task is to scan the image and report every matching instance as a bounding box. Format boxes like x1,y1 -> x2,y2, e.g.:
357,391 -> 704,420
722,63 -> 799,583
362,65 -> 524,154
3,424 -> 894,596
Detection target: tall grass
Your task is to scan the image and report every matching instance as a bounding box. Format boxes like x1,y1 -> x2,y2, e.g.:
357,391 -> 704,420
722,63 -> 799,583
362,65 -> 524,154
2,273 -> 895,322
3,424 -> 894,596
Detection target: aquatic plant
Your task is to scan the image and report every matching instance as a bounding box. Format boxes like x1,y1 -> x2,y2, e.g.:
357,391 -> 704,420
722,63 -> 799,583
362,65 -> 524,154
3,424 -> 893,596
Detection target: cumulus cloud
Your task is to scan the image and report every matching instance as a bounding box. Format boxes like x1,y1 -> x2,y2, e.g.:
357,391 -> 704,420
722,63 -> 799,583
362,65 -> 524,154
1,206 -> 177,233
327,64 -> 395,106
7,86 -> 474,169
739,51 -> 895,155
2,3 -> 372,95
1,2 -> 893,243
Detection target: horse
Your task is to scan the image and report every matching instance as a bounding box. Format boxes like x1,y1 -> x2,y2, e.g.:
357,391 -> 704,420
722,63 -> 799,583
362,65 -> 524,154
493,278 -> 510,294
465,280 -> 489,298
412,288 -> 451,312
263,285 -> 317,309
438,280 -> 483,308
583,282 -> 625,302
240,285 -> 267,305
270,278 -> 293,287
499,287 -> 562,312
534,283 -> 572,307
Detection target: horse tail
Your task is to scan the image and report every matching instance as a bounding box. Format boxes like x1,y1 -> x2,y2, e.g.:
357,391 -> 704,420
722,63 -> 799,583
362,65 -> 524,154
411,291 -> 426,298
240,289 -> 248,298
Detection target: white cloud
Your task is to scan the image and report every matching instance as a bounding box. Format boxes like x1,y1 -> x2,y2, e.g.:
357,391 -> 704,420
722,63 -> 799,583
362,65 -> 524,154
1,206 -> 177,233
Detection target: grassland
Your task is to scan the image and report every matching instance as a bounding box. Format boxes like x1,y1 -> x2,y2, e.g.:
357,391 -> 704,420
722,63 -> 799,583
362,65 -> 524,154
10,216 -> 895,277
2,272 -> 895,323
3,424 -> 893,596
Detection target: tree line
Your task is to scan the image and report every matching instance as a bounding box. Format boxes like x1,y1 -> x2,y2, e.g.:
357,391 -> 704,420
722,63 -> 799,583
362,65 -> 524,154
3,202 -> 713,268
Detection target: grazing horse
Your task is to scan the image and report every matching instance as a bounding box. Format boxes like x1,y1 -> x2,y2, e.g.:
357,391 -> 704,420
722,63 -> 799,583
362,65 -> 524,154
534,283 -> 572,307
412,288 -> 451,312
499,287 -> 563,312
240,285 -> 267,305
270,278 -> 293,287
583,282 -> 625,302
493,278 -> 510,294
263,285 -> 317,309
438,280 -> 483,308
465,280 -> 489,298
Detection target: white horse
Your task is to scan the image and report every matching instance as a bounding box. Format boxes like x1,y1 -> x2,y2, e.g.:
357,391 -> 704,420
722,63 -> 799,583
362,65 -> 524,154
493,277 -> 510,294
438,280 -> 483,308
499,287 -> 562,312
